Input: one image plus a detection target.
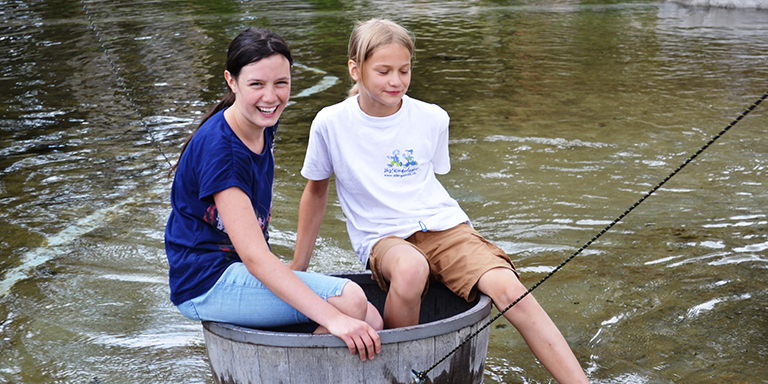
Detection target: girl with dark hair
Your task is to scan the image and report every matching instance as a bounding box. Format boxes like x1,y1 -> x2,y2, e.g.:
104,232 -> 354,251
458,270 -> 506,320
165,27 -> 382,361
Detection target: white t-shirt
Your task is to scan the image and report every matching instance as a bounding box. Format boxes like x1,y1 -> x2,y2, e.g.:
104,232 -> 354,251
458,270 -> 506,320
301,95 -> 470,266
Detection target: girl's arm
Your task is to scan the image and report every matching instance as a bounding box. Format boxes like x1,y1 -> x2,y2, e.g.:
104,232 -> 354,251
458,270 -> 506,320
289,178 -> 330,271
213,186 -> 379,360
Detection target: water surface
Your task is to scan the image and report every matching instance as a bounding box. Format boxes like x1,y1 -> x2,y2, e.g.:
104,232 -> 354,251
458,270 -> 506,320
1,0 -> 767,383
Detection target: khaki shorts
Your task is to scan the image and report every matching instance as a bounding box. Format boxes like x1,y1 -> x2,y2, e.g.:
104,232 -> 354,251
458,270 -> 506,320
369,224 -> 517,301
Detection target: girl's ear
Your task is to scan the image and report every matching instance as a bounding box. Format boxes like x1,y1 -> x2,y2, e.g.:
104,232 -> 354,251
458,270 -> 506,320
224,70 -> 237,93
348,59 -> 360,82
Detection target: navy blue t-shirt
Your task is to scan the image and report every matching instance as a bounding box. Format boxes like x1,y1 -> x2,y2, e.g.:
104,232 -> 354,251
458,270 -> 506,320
165,109 -> 276,305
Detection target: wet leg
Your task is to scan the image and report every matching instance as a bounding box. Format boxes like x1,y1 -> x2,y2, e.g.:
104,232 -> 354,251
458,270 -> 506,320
477,268 -> 589,384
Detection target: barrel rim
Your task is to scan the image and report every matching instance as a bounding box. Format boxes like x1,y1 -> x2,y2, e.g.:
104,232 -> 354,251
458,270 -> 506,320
202,294 -> 491,348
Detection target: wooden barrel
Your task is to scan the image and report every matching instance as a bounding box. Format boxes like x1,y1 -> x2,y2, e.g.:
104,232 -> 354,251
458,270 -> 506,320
202,271 -> 491,384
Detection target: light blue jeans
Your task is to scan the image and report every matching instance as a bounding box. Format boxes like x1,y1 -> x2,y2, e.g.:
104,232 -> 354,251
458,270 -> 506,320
176,262 -> 349,329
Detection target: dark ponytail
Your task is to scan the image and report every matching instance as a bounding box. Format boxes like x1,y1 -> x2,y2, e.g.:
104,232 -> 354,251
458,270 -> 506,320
170,27 -> 293,176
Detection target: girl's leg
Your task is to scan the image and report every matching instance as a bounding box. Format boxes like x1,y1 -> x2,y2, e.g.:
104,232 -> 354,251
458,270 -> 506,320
318,281 -> 383,332
477,268 -> 589,384
378,244 -> 430,328
365,302 -> 384,331
178,263 -> 373,330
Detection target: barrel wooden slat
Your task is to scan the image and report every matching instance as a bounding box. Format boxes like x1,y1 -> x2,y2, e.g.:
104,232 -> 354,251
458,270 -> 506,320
203,328 -> 254,384
289,347 -> 329,383
203,271 -> 491,384
230,336 -> 260,381
472,321 -> 491,383
360,335 -> 400,383
326,346 -> 365,384
398,338 -> 435,382
257,345 -> 289,383
432,322 -> 462,382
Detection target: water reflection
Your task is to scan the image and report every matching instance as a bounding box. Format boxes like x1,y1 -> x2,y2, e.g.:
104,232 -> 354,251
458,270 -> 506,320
1,0 -> 766,383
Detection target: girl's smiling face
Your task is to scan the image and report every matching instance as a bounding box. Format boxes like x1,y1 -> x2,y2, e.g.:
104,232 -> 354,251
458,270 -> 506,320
349,43 -> 412,117
226,54 -> 292,131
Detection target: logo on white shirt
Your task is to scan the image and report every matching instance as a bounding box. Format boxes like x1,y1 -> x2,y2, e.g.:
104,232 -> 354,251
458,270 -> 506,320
384,149 -> 418,178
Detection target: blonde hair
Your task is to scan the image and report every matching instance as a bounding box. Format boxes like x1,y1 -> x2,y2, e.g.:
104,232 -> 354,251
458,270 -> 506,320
348,19 -> 415,97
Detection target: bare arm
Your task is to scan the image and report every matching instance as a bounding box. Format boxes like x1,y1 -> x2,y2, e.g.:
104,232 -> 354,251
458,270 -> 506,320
289,178 -> 330,271
213,186 -> 379,360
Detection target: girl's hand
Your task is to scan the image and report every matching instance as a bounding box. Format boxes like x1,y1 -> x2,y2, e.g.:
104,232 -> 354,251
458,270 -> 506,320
326,316 -> 381,361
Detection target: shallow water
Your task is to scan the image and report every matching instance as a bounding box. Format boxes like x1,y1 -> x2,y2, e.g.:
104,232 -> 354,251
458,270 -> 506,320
1,0 -> 767,383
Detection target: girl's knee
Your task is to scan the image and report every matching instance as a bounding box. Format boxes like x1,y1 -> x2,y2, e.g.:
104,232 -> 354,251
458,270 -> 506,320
330,282 -> 369,320
383,245 -> 429,276
398,264 -> 429,284
366,302 -> 384,330
381,246 -> 429,300
341,281 -> 368,306
478,268 -> 528,307
392,255 -> 429,283
389,266 -> 428,301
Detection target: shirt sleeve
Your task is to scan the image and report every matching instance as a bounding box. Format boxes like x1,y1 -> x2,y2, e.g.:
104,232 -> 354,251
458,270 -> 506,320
301,113 -> 335,180
198,146 -> 252,200
433,111 -> 451,175
191,121 -> 257,202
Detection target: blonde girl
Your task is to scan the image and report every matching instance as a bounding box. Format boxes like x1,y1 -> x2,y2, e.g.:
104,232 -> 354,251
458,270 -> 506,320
295,19 -> 590,382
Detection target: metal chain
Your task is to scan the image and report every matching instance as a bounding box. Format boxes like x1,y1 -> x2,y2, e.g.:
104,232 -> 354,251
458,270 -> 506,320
412,90 -> 767,383
80,0 -> 172,168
